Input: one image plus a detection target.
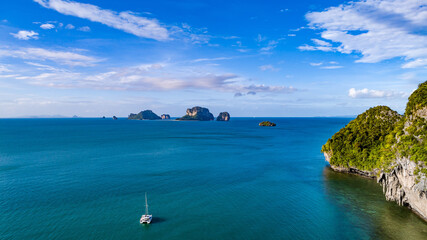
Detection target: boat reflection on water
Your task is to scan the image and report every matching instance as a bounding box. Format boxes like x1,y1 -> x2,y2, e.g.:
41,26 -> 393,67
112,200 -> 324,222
322,167 -> 427,240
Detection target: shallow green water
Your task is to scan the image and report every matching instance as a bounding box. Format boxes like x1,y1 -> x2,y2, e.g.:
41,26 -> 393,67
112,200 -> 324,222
0,118 -> 426,239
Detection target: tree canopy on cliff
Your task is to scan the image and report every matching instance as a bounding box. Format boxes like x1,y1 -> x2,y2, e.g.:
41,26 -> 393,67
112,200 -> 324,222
321,106 -> 402,171
322,80 -> 427,172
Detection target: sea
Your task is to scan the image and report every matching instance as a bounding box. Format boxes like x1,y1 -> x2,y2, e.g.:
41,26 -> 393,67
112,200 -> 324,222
1,118 -> 427,240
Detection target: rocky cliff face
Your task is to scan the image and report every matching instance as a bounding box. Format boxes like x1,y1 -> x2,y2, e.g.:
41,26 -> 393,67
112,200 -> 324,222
378,157 -> 427,221
216,112 -> 230,121
176,106 -> 214,121
322,81 -> 427,221
161,114 -> 170,119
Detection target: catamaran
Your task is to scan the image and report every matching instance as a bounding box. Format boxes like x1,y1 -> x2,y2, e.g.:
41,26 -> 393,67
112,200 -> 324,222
140,192 -> 152,224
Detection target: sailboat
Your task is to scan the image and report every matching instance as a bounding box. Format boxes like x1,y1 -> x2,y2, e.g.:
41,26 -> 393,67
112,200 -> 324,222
140,192 -> 152,224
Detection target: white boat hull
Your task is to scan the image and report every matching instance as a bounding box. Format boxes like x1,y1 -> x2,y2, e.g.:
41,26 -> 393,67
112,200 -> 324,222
140,214 -> 152,224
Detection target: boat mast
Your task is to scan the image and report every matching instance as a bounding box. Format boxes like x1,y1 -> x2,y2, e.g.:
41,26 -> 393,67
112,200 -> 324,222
145,192 -> 149,215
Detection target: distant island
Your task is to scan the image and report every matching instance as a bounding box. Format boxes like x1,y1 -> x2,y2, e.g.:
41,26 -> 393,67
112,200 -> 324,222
259,121 -> 276,127
126,107 -> 229,121
217,112 -> 230,121
176,106 -> 214,121
322,81 -> 427,221
128,110 -> 161,120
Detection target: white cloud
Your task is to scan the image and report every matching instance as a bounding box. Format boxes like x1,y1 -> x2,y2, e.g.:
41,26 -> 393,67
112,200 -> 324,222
40,23 -> 55,29
13,62 -> 296,94
10,30 -> 39,40
0,64 -> 11,73
78,26 -> 90,32
34,0 -> 169,41
260,40 -> 279,53
0,47 -> 102,66
310,62 -> 342,69
65,24 -> 75,29
256,34 -> 267,42
302,0 -> 427,68
259,64 -> 279,71
298,38 -> 334,52
312,39 -> 331,47
348,88 -> 406,98
287,34 -> 296,37
191,57 -> 232,63
320,65 -> 343,69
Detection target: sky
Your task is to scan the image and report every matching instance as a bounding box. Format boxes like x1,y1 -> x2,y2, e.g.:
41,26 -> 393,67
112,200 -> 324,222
0,0 -> 426,117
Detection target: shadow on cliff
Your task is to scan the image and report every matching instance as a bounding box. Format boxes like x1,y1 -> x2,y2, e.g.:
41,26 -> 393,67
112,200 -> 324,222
323,167 -> 427,240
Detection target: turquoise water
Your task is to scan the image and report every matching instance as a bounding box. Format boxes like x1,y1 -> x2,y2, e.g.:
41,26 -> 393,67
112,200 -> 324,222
1,118 -> 426,239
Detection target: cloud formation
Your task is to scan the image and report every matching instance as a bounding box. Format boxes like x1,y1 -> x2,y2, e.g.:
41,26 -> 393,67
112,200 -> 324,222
65,24 -> 75,29
259,64 -> 278,71
301,0 -> 427,68
10,30 -> 39,40
34,0 -> 169,41
10,62 -> 295,95
348,88 -> 407,98
78,26 -> 90,32
40,23 -> 55,29
0,47 -> 101,66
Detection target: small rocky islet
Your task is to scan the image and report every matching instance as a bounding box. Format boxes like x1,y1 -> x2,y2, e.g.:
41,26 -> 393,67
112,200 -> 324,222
259,121 -> 276,127
322,80 -> 427,222
217,112 -> 230,121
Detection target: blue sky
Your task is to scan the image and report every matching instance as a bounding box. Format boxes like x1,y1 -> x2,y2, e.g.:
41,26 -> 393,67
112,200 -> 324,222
0,0 -> 426,117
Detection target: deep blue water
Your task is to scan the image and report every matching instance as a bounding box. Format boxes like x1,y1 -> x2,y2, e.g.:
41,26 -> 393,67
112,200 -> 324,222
0,118 -> 426,239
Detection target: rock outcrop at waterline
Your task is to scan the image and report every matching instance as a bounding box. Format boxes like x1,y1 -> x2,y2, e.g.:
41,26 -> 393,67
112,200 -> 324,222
216,112 -> 230,121
322,81 -> 427,221
128,110 -> 161,120
161,114 -> 170,120
176,106 -> 214,121
259,121 -> 276,127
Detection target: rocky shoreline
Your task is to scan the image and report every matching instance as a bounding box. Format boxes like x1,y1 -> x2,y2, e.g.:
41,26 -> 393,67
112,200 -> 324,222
325,152 -> 427,221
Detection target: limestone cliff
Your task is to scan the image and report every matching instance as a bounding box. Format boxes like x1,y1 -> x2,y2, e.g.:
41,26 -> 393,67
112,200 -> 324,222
161,114 -> 170,120
322,81 -> 427,221
216,112 -> 230,121
176,106 -> 214,121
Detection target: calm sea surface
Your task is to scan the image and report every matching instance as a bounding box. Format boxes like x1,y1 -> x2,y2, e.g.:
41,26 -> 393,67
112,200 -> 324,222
1,118 -> 427,239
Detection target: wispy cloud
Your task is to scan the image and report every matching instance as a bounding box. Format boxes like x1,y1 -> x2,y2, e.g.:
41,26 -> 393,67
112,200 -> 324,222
299,39 -> 334,52
191,57 -> 232,63
0,47 -> 102,66
34,0 -> 169,41
10,30 -> 39,40
348,88 -> 407,99
12,62 -> 296,95
0,64 -> 11,73
301,0 -> 427,68
309,61 -> 342,69
65,24 -> 75,29
77,26 -> 90,32
259,64 -> 279,71
320,65 -> 343,69
260,40 -> 279,53
40,23 -> 55,29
